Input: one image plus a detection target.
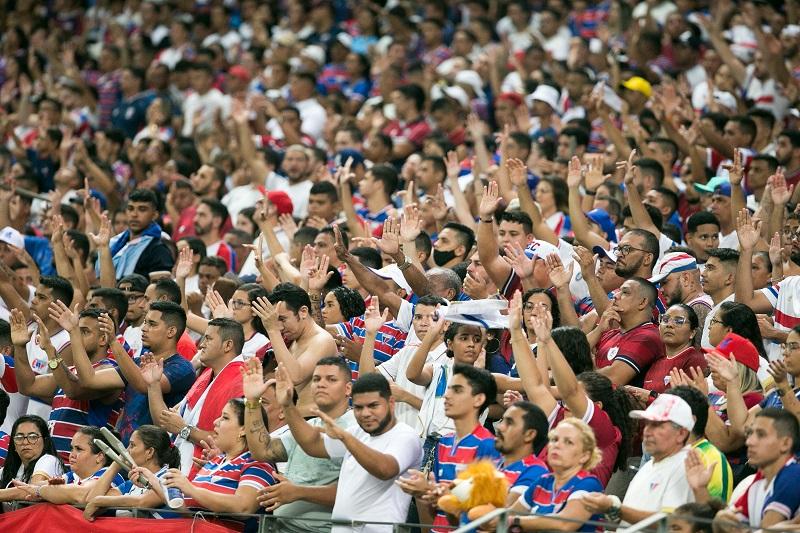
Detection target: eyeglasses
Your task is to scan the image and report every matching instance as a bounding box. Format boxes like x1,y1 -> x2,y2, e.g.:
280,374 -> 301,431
230,300 -> 250,310
660,315 -> 688,325
782,229 -> 800,240
125,292 -> 145,303
614,244 -> 651,257
709,318 -> 724,326
13,433 -> 41,444
782,342 -> 800,352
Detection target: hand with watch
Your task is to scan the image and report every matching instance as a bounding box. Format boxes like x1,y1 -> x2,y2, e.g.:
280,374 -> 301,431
33,314 -> 62,371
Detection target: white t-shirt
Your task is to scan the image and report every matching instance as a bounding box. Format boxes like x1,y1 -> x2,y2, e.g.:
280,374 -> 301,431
11,453 -> 64,481
324,421 -> 422,533
622,448 -> 694,525
25,325 -> 71,420
294,98 -> 327,139
719,230 -> 739,250
181,89 -> 231,136
221,184 -> 262,220
377,342 -> 448,428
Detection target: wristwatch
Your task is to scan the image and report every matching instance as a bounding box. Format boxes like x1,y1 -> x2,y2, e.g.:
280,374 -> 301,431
396,256 -> 413,271
178,425 -> 193,440
606,495 -> 622,521
47,358 -> 63,370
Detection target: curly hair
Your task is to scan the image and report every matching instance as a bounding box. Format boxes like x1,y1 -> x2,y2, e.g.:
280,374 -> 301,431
330,286 -> 367,321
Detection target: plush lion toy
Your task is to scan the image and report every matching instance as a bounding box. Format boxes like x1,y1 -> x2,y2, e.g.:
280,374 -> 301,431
437,460 -> 509,522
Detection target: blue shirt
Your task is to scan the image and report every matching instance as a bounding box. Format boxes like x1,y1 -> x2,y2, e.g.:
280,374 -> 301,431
116,354 -> 195,445
521,471 -> 604,532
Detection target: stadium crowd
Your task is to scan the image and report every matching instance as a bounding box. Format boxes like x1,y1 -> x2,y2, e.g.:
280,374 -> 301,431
1,0 -> 800,531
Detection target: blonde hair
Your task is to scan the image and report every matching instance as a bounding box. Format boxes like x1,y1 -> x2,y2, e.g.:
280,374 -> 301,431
551,417 -> 603,470
738,364 -> 760,394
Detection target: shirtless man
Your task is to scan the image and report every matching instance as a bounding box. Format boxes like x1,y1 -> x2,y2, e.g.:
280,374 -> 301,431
253,282 -> 338,417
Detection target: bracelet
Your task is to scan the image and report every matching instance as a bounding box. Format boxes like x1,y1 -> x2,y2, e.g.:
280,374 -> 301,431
245,399 -> 261,410
585,189 -> 597,195
480,218 -> 493,223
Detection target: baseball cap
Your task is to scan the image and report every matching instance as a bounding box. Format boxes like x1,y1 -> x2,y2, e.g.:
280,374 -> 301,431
335,149 -> 366,168
586,208 -> 617,243
703,332 -> 760,372
693,176 -> 731,197
530,84 -> 560,112
300,45 -> 326,65
454,70 -> 485,99
620,76 -> 652,98
649,252 -> 698,284
274,33 -> 297,48
524,239 -> 561,261
630,393 -> 694,431
370,264 -> 412,294
712,90 -> 737,111
117,274 -> 149,294
265,190 -> 294,216
592,244 -> 618,263
0,226 -> 24,249
228,65 -> 251,82
335,32 -> 353,50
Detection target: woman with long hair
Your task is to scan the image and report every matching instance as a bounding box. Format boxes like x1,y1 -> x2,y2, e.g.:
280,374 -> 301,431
535,177 -> 570,237
507,418 -> 605,531
11,426 -> 126,504
509,291 -> 634,486
0,415 -> 64,501
161,399 -> 275,516
83,424 -> 181,520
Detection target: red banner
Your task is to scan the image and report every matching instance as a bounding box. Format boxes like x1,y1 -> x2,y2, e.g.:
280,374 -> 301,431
0,503 -> 239,532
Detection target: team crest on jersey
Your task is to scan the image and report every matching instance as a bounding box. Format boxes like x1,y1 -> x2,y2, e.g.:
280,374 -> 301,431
607,347 -> 619,360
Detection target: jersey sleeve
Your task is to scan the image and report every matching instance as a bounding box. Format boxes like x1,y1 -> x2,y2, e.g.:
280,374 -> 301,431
510,464 -> 548,494
239,461 -> 276,490
566,475 -> 603,501
763,464 -> 800,520
613,332 -> 663,376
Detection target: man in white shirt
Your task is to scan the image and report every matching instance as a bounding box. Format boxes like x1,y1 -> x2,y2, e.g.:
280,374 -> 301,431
581,393 -> 695,525
181,62 -> 230,136
288,71 -> 326,140
278,365 -> 422,533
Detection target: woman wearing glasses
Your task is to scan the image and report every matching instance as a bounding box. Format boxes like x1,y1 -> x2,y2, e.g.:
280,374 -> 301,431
626,304 -> 707,403
0,415 -> 64,501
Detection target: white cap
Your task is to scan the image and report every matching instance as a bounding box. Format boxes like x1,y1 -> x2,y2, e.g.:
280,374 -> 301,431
530,84 -> 560,112
370,264 -> 413,294
432,85 -> 469,108
336,32 -> 353,50
630,394 -> 695,432
300,45 -> 326,65
0,226 -> 24,249
524,239 -> 561,261
648,252 -> 698,284
712,90 -> 737,111
454,70 -> 485,100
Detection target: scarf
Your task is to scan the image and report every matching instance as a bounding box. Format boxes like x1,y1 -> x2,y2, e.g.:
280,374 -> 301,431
98,222 -> 163,278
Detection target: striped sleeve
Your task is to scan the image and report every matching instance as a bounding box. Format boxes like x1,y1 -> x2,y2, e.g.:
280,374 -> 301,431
239,461 -> 276,490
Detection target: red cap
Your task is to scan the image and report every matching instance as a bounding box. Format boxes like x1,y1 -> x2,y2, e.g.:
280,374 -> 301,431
496,92 -> 523,107
265,190 -> 294,216
703,332 -> 760,372
228,65 -> 251,82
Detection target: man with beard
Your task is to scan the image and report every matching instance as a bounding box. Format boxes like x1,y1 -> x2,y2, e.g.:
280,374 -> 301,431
278,368 -> 422,533
777,130 -> 800,195
244,356 -> 356,533
494,402 -> 550,505
266,145 -> 313,219
432,222 -> 474,269
588,277 -> 665,387
193,198 -> 235,272
649,250 -> 712,346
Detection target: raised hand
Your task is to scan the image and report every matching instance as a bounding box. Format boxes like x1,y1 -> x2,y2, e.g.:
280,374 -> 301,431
566,155 -> 583,188
735,208 -> 761,250
252,296 -> 279,331
140,352 -> 164,386
278,213 -> 299,239
546,253 -> 574,289
770,168 -> 793,205
507,290 -> 524,333
503,390 -> 524,407
241,356 -> 270,402
621,149 -> 638,187
584,154 -> 606,191
363,296 -> 388,335
502,241 -> 534,280
175,246 -> 194,280
506,158 -> 528,188
462,272 -> 489,299
428,184 -> 450,222
97,313 -> 117,339
530,306 -> 553,343
88,213 -> 112,248
308,254 -> 333,292
48,300 -> 80,332
299,244 -> 317,280
767,359 -> 790,387
479,180 -> 501,219
724,149 -> 744,187
332,224 -> 351,263
33,314 -> 55,355
706,353 -> 739,385
206,290 -> 232,319
400,204 -> 422,243
445,150 -> 461,180
684,448 -> 715,492
376,217 -> 401,256
9,309 -> 31,346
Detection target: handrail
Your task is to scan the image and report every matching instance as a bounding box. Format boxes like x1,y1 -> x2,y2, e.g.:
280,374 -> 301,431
452,507 -> 509,533
619,512 -> 669,533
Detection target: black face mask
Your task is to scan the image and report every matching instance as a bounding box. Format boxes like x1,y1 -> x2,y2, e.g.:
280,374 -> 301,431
433,248 -> 458,267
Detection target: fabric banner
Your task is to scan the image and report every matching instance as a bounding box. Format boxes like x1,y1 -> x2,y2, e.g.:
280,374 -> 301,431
0,503 -> 238,532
